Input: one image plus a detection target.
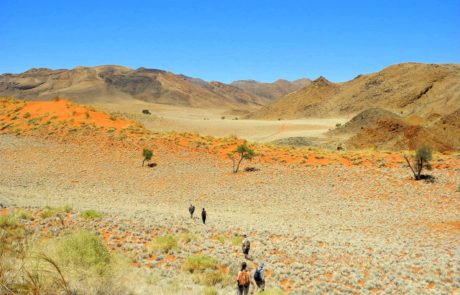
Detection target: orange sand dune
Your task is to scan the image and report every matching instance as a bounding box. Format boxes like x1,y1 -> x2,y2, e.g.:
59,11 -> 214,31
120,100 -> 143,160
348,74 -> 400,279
1,97 -> 457,170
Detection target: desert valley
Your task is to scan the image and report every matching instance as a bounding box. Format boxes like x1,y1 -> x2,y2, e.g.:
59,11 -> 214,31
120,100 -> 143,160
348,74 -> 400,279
0,61 -> 459,294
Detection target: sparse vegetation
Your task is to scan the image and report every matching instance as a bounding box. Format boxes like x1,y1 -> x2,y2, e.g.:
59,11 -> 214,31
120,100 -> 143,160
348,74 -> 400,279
403,144 -> 433,180
336,123 -> 342,128
142,109 -> 151,115
228,143 -> 256,173
142,148 -> 153,166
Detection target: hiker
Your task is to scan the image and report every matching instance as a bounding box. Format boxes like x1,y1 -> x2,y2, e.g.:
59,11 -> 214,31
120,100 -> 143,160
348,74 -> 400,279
253,262 -> 265,292
242,234 -> 250,259
236,262 -> 250,295
201,208 -> 207,224
188,204 -> 195,218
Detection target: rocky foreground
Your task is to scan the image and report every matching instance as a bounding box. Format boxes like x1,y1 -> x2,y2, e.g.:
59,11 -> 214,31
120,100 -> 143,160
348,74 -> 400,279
1,134 -> 459,294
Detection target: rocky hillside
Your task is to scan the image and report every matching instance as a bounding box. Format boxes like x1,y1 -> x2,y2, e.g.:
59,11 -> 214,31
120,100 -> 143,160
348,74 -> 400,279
250,63 -> 460,119
0,66 -> 271,109
231,78 -> 311,100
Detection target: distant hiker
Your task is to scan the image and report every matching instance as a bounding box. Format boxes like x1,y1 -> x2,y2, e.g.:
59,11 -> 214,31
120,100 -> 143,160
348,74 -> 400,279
253,262 -> 265,291
201,208 -> 207,224
189,204 -> 195,218
236,262 -> 250,295
242,234 -> 250,259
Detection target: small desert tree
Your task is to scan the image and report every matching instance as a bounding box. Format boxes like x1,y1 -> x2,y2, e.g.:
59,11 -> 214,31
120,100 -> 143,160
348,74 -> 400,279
403,144 -> 432,180
142,148 -> 153,167
228,143 -> 255,173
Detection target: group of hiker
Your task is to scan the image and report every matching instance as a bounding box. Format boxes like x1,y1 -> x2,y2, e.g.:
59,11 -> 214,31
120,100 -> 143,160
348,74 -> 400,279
188,204 -> 206,224
188,204 -> 266,294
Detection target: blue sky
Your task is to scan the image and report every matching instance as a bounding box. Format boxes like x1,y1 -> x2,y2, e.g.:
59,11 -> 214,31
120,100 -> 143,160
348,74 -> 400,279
1,0 -> 459,82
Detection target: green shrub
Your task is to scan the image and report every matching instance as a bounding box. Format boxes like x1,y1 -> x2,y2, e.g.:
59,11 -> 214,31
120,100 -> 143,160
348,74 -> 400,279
183,255 -> 218,273
23,112 -> 31,118
57,230 -> 110,275
80,209 -> 102,219
148,235 -> 177,253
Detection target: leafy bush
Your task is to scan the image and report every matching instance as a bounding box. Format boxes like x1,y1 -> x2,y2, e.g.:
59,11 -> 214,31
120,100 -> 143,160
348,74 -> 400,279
80,209 -> 102,219
148,235 -> 177,254
183,255 -> 218,273
335,123 -> 341,128
57,230 -> 111,276
142,109 -> 151,115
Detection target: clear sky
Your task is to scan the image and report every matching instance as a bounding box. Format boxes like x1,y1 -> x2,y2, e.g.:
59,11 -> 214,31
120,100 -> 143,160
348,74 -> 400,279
1,0 -> 459,83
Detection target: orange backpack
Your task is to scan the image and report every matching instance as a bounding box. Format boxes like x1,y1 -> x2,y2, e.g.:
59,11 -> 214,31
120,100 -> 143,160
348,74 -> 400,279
237,270 -> 249,286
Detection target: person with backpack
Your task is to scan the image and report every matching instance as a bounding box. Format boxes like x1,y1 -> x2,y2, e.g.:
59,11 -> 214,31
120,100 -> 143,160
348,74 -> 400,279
188,204 -> 195,219
201,208 -> 207,224
253,263 -> 265,291
241,234 -> 250,259
236,261 -> 250,295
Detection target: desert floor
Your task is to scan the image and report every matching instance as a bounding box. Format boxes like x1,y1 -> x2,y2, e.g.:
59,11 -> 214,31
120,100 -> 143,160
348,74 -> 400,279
1,134 -> 459,294
93,101 -> 349,142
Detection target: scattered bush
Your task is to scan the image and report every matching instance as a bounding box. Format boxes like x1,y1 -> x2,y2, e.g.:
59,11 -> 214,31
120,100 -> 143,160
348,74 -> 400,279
142,148 -> 153,167
183,255 -> 218,273
228,143 -> 256,173
221,116 -> 225,120
23,112 -> 31,118
335,123 -> 341,128
80,209 -> 102,219
403,144 -> 433,180
57,230 -> 111,276
142,109 -> 151,115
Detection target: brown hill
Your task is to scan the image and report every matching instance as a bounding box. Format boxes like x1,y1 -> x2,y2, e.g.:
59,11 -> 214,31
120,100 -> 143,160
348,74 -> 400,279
0,66 -> 271,109
249,76 -> 339,119
340,108 -> 459,151
231,78 -> 311,100
250,63 -> 460,119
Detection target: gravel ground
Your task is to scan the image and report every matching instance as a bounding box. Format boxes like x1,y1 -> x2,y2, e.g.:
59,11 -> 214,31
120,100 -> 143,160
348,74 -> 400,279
1,134 -> 459,294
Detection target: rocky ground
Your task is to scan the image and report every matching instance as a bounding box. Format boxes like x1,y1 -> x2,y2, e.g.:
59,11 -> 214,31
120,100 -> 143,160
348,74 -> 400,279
1,134 -> 459,294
